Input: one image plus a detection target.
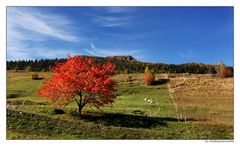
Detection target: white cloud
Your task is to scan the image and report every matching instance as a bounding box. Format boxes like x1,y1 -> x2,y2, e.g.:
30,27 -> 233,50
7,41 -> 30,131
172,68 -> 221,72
85,43 -> 144,60
35,48 -> 79,59
7,42 -> 34,60
8,45 -> 80,61
91,15 -> 134,27
91,7 -> 137,14
101,32 -> 147,41
7,7 -> 81,60
105,7 -> 137,13
7,7 -> 79,42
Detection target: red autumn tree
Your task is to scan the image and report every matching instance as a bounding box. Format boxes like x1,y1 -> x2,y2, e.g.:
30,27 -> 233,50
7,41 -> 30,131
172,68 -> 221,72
216,61 -> 233,78
223,67 -> 233,78
38,55 -> 117,116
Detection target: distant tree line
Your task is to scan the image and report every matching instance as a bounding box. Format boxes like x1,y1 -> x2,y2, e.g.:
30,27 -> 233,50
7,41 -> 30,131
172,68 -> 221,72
7,56 -> 233,74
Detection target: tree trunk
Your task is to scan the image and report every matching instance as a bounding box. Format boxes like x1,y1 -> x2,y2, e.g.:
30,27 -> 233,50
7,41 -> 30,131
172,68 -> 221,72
78,104 -> 83,117
75,92 -> 86,117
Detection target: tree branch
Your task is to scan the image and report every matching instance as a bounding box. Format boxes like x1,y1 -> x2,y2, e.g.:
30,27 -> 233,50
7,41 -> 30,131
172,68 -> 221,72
74,97 -> 79,105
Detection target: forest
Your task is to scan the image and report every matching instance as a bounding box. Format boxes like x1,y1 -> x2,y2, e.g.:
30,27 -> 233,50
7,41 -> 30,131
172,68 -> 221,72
6,55 -> 233,74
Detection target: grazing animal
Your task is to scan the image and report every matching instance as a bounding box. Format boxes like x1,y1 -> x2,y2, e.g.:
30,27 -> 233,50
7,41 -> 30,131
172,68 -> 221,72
148,99 -> 155,104
144,97 -> 156,104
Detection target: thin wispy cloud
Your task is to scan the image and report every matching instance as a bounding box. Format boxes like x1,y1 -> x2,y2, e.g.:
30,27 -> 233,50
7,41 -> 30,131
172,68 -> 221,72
91,15 -> 133,27
85,43 -> 144,59
7,7 -> 81,60
7,41 -> 34,60
8,44 -> 81,61
6,7 -> 233,65
104,7 -> 138,13
91,7 -> 137,14
35,48 -> 80,59
8,7 -> 79,42
102,32 -> 148,41
88,7 -> 137,28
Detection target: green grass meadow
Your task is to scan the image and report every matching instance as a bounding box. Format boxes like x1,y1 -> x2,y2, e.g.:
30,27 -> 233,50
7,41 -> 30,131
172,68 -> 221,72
6,71 -> 233,139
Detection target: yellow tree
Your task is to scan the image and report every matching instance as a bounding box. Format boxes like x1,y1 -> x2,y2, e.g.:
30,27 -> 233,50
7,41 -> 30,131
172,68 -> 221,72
144,66 -> 155,85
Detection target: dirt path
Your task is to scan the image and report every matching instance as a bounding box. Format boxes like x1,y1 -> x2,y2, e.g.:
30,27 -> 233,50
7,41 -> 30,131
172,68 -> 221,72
167,84 -> 180,121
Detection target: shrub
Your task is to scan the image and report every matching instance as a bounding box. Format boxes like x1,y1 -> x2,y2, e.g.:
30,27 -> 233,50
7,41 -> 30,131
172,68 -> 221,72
31,72 -> 39,80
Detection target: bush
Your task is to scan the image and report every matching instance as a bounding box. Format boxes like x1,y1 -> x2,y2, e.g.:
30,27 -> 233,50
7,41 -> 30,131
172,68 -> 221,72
31,72 -> 39,80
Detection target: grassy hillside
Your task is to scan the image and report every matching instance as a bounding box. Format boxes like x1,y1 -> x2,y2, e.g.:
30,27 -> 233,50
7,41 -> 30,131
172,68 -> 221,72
6,71 -> 233,139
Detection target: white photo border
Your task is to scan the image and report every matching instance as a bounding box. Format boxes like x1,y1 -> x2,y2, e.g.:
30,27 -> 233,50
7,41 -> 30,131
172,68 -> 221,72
0,0 -> 239,146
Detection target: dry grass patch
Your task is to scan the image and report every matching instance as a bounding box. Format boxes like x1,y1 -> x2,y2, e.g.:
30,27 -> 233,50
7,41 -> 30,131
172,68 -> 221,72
168,75 -> 233,125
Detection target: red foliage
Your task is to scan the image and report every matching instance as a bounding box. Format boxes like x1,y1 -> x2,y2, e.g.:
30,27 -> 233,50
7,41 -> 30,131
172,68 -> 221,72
38,55 -> 117,115
223,67 -> 233,78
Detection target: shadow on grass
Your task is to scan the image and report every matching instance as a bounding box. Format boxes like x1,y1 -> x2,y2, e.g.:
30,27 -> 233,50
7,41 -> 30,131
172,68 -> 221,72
152,79 -> 170,85
7,90 -> 26,99
8,109 -> 199,131
72,112 -> 190,129
32,77 -> 44,80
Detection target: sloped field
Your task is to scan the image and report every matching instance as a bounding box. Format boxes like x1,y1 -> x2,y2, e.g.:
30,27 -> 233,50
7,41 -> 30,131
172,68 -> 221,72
7,71 -> 233,139
168,75 -> 233,126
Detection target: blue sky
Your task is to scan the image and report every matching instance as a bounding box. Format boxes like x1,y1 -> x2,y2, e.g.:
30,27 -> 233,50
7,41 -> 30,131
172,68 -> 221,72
7,7 -> 233,65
